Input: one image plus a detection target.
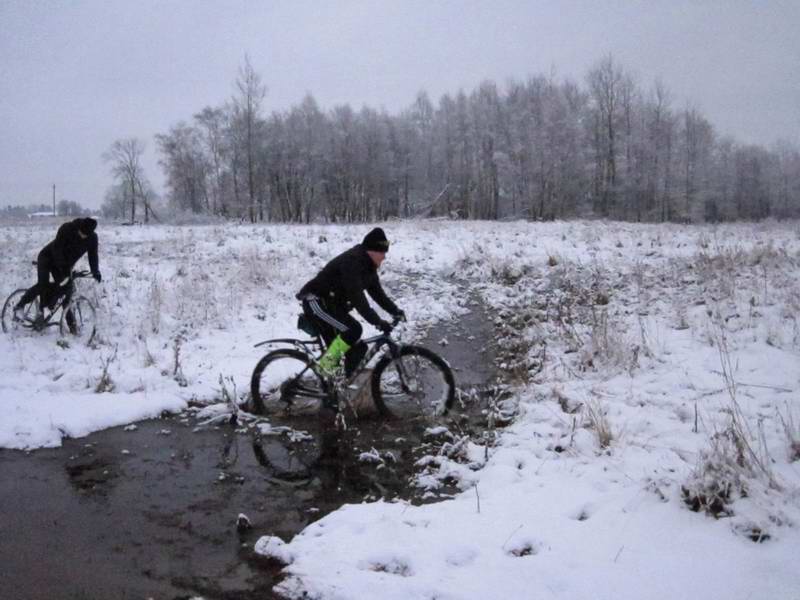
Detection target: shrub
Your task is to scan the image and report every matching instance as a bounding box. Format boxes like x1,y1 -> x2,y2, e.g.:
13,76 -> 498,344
681,428 -> 749,518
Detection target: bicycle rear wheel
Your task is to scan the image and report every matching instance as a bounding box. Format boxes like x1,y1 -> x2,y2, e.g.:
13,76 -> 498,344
371,345 -> 456,420
249,349 -> 329,416
1,289 -> 36,334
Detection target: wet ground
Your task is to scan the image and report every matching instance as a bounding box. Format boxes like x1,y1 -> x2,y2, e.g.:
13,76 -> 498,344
0,295 -> 498,600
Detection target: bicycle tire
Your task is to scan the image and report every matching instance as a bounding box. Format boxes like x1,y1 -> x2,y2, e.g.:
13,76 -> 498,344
59,295 -> 97,345
371,345 -> 456,420
1,289 -> 33,334
249,348 -> 329,416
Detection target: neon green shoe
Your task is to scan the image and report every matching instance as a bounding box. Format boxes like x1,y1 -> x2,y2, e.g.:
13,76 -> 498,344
318,335 -> 351,375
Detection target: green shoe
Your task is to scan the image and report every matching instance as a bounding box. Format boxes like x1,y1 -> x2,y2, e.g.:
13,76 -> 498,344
318,335 -> 351,375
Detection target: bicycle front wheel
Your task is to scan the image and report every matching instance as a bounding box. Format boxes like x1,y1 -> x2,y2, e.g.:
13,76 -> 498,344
371,345 -> 456,420
249,349 -> 329,416
1,289 -> 34,334
60,296 -> 97,345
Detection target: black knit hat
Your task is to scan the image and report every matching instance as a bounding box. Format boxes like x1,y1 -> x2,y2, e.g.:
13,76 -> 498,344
78,217 -> 97,234
362,227 -> 389,253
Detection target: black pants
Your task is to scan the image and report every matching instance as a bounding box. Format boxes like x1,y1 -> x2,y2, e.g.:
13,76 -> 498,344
17,253 -> 64,310
301,295 -> 367,375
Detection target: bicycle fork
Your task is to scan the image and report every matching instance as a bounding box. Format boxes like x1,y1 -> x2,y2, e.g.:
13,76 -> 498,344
388,348 -> 414,395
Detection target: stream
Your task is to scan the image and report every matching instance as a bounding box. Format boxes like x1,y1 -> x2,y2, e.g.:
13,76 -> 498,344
0,294 -> 499,600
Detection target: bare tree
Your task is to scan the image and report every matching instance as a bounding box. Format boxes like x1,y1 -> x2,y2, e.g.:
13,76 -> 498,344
104,138 -> 147,223
231,55 -> 267,222
587,55 -> 625,216
195,106 -> 230,215
678,106 -> 715,222
771,140 -> 800,219
56,199 -> 87,216
156,122 -> 209,214
101,182 -> 128,220
734,145 -> 772,219
147,56 -> 799,225
644,80 -> 676,221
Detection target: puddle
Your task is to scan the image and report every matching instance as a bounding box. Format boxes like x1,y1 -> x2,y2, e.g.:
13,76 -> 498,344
0,293 -> 501,600
0,418 -> 284,600
250,292 -> 506,495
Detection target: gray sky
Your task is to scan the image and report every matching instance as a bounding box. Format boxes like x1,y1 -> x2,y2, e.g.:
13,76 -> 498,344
1,0 -> 799,209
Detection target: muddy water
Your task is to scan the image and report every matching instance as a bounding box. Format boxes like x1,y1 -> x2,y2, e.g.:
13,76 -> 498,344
0,297 -> 496,600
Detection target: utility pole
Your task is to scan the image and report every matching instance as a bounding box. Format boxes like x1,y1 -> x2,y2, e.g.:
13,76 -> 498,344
52,184 -> 56,216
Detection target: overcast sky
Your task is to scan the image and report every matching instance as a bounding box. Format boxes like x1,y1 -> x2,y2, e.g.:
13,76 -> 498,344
1,0 -> 799,209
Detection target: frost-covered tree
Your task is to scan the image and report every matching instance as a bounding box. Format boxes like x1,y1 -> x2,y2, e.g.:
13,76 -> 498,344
149,56 -> 799,224
194,106 -> 231,216
231,55 -> 267,222
101,182 -> 129,220
56,199 -> 87,216
587,55 -> 626,217
678,107 -> 716,222
156,122 -> 209,214
103,137 -> 149,223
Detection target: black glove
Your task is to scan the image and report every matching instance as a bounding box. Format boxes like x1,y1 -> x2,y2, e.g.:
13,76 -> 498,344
395,309 -> 407,322
377,320 -> 393,334
93,272 -> 102,283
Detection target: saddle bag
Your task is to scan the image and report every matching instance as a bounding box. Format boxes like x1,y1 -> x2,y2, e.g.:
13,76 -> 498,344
297,314 -> 319,337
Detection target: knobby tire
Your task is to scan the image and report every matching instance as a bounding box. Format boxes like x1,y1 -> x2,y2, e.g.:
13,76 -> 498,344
249,348 -> 328,416
371,345 -> 455,420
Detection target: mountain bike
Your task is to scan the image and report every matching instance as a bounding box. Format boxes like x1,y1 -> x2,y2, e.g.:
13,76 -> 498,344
249,315 -> 456,421
1,267 -> 98,345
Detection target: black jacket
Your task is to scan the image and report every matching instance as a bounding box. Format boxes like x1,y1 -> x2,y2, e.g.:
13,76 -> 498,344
297,244 -> 400,327
41,219 -> 100,279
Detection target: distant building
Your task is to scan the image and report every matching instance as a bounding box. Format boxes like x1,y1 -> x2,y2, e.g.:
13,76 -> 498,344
28,211 -> 57,219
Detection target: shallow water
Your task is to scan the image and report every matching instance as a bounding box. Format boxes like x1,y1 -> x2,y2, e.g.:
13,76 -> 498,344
0,295 -> 498,600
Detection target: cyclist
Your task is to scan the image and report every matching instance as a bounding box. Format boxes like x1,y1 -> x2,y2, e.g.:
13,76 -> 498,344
14,217 -> 102,321
296,227 -> 405,380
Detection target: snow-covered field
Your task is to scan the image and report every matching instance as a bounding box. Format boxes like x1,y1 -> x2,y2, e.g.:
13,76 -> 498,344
1,219 -> 798,599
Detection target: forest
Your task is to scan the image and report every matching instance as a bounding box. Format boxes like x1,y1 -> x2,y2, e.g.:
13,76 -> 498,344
101,55 -> 800,225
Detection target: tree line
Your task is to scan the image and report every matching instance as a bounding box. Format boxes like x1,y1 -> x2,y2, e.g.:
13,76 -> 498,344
1,200 -> 92,219
104,55 -> 800,223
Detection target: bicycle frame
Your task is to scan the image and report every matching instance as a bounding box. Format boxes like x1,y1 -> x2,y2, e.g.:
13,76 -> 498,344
255,332 -> 399,379
17,271 -> 88,332
253,322 -> 408,409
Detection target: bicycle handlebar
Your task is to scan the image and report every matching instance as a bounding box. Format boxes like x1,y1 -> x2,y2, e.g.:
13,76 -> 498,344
71,269 -> 91,279
382,314 -> 407,335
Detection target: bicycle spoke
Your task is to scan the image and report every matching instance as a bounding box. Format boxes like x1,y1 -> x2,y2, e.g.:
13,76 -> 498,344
60,296 -> 97,345
2,290 -> 37,334
372,346 -> 455,420
250,349 -> 328,416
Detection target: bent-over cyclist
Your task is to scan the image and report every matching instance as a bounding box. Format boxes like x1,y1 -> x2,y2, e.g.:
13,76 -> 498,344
14,217 -> 102,322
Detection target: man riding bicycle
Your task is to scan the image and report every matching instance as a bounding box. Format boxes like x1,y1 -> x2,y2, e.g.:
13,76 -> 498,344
14,217 -> 102,321
296,227 -> 405,379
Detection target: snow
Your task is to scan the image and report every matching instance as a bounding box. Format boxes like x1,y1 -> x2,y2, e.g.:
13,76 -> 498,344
1,219 -> 799,598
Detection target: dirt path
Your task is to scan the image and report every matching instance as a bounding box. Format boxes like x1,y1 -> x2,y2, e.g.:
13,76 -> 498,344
0,293 -> 497,600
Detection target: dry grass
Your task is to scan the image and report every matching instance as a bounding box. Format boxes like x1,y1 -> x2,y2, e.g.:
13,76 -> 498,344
172,335 -> 188,387
94,346 -> 118,393
582,399 -> 614,450
683,315 -> 783,521
681,429 -> 749,518
777,404 -> 800,462
146,274 -> 163,334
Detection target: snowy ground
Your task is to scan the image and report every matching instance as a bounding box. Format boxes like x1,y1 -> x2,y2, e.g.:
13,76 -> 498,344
1,219 -> 798,599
